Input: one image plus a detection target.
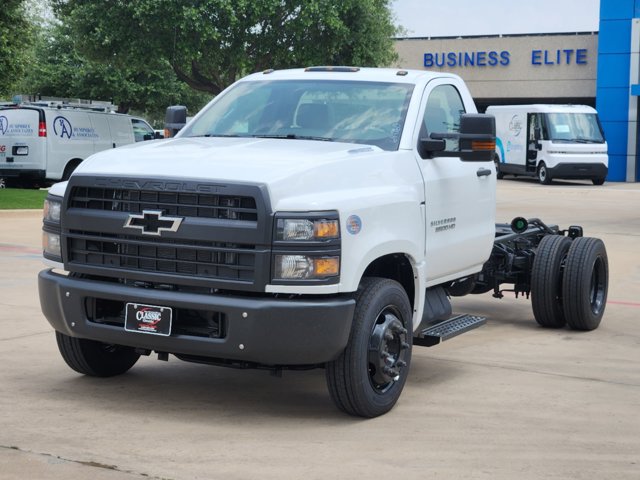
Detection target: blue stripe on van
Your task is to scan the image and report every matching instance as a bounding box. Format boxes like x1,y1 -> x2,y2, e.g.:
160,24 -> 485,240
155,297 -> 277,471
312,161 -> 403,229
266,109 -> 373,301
496,137 -> 506,163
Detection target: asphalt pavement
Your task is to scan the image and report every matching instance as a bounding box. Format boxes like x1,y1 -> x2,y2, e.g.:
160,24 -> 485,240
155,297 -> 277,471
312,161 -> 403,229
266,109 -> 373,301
1,179 -> 639,479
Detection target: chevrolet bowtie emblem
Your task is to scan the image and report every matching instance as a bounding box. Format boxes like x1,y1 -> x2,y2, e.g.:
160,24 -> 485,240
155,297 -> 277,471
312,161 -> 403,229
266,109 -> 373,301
123,210 -> 183,236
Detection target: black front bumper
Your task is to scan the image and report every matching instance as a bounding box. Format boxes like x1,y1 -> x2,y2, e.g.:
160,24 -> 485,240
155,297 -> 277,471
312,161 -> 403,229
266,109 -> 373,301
547,162 -> 608,180
39,269 -> 355,365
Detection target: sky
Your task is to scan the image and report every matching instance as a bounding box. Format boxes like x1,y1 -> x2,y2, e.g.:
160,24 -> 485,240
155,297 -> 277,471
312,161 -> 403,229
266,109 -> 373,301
391,0 -> 601,38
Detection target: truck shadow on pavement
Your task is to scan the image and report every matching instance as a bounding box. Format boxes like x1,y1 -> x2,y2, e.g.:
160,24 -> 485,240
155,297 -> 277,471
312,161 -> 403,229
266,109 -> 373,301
42,351 -> 465,422
52,363 -> 343,421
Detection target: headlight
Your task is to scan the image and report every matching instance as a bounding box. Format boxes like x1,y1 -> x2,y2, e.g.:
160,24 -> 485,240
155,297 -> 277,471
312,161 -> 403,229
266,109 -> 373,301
43,231 -> 62,258
272,212 -> 341,284
276,218 -> 339,241
274,255 -> 340,280
43,197 -> 62,223
43,195 -> 63,262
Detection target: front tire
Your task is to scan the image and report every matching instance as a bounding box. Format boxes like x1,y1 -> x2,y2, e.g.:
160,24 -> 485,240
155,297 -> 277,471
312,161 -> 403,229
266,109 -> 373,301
326,277 -> 412,418
531,235 -> 572,328
562,237 -> 608,331
56,332 -> 140,377
537,162 -> 552,185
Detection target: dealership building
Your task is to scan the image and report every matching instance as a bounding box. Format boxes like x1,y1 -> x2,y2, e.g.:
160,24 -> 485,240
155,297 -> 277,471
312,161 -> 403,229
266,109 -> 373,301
395,1 -> 640,182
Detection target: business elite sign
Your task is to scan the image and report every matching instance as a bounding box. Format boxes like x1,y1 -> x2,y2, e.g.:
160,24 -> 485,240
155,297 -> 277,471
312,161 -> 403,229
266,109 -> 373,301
424,48 -> 589,68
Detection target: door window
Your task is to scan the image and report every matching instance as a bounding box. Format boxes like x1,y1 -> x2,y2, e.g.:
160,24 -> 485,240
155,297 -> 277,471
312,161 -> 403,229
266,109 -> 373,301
131,118 -> 155,142
420,85 -> 466,151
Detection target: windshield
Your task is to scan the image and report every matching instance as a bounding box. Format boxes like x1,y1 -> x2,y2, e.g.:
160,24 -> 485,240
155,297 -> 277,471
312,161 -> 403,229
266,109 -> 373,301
545,112 -> 605,143
180,80 -> 415,151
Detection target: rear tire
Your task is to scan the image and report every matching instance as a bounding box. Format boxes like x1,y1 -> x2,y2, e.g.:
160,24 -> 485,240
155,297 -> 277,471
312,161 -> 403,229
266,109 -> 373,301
56,332 -> 140,377
562,237 -> 608,331
326,277 -> 412,418
531,235 -> 572,328
537,162 -> 552,185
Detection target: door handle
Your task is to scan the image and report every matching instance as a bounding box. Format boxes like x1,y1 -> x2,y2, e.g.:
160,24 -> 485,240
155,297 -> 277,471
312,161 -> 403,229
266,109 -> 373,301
476,168 -> 492,177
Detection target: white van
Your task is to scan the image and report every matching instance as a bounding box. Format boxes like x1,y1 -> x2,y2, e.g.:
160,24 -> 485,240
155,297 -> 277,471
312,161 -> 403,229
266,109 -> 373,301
486,104 -> 608,185
0,102 -> 156,186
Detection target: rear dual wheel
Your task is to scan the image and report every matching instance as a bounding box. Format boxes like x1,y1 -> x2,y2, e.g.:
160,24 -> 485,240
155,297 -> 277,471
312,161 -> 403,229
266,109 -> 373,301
531,235 -> 572,328
531,236 -> 608,331
562,237 -> 608,330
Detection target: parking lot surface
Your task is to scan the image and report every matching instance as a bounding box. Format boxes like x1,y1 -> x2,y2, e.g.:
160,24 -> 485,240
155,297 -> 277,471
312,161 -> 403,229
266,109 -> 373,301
1,179 -> 639,479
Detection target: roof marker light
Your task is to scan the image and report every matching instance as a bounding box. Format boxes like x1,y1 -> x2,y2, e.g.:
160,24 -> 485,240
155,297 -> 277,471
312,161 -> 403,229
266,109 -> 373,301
304,66 -> 360,73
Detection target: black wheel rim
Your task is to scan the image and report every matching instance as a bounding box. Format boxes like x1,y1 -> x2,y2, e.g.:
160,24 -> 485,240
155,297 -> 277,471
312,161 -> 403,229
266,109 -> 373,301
589,257 -> 606,314
367,307 -> 409,394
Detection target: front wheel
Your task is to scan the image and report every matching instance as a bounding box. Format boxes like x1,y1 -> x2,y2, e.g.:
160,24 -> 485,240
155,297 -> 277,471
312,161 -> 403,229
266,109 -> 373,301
537,162 -> 552,185
56,332 -> 140,377
326,277 -> 413,417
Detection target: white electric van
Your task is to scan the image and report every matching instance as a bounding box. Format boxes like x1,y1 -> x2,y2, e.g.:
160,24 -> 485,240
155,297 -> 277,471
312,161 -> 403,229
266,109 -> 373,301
0,101 -> 156,186
486,104 -> 608,185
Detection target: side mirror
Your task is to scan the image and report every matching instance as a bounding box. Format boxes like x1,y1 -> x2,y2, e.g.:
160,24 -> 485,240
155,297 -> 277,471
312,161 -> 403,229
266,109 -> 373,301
420,114 -> 496,162
458,114 -> 496,162
164,105 -> 187,138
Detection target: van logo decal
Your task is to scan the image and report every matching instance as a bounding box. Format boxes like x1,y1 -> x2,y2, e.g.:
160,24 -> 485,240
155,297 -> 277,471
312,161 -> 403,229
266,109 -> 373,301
0,116 -> 7,135
53,116 -> 73,139
508,115 -> 522,137
123,210 -> 183,236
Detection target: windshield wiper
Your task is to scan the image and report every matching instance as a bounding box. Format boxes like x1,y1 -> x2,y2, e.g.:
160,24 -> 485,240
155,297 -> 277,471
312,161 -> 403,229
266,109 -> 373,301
252,134 -> 334,142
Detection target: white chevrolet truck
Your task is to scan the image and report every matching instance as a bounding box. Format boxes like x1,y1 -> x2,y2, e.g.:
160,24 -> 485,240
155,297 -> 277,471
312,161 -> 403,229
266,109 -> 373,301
39,67 -> 609,417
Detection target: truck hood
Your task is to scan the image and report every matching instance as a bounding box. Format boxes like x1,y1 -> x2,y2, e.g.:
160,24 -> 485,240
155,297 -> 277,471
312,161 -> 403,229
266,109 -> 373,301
77,137 -> 382,182
73,137 -> 398,210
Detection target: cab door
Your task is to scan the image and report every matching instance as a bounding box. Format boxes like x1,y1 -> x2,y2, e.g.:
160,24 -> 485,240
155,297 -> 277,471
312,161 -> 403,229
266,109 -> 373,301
414,79 -> 496,284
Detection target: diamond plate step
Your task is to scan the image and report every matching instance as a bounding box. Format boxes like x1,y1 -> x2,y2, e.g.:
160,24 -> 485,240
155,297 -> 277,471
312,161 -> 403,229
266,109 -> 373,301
414,314 -> 486,347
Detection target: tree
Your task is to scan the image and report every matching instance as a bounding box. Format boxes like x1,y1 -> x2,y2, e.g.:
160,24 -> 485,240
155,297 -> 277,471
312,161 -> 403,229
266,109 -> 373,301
0,0 -> 35,97
53,0 -> 400,95
19,23 -> 209,123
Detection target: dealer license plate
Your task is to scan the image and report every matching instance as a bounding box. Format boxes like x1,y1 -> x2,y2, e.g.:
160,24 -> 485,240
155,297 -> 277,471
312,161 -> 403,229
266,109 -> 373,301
125,303 -> 172,336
